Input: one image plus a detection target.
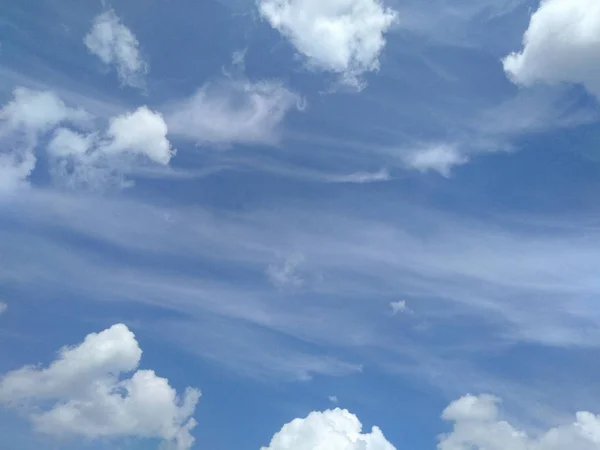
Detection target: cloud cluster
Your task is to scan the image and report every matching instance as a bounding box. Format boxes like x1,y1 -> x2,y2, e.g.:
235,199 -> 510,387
0,88 -> 173,191
262,408 -> 396,450
439,394 -> 600,450
258,0 -> 397,88
48,106 -> 173,189
503,0 -> 600,99
166,78 -> 303,147
0,88 -> 90,193
84,9 -> 149,88
0,324 -> 200,450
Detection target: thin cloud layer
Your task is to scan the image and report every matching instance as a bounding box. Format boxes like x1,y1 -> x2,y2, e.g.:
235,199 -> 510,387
84,9 -> 149,88
503,0 -> 600,99
0,324 -> 200,450
166,78 -> 302,147
261,408 -> 395,450
258,0 -> 397,88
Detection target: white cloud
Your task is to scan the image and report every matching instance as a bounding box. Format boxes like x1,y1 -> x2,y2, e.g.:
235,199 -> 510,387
390,300 -> 407,315
258,0 -> 397,88
261,408 -> 396,450
0,302 -> 6,314
503,0 -> 600,99
401,143 -> 467,177
47,106 -> 173,189
84,9 -> 148,88
267,254 -> 305,288
329,395 -> 339,404
0,88 -> 90,192
0,324 -> 200,450
439,394 -> 600,450
166,78 -> 302,147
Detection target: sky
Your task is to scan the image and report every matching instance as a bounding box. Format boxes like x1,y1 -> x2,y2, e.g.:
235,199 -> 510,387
2,0 -> 600,448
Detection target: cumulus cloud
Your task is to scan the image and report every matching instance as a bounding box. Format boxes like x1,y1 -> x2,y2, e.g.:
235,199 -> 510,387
439,394 -> 600,450
261,408 -> 396,450
258,0 -> 397,88
84,9 -> 148,88
402,143 -> 468,177
47,106 -> 174,189
503,0 -> 600,99
0,88 -> 90,192
0,324 -> 200,450
166,78 -> 302,147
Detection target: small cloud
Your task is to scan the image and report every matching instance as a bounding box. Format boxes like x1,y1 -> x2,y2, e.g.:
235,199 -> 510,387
332,168 -> 391,184
402,143 -> 468,177
328,395 -> 338,404
267,254 -> 305,288
84,9 -> 148,89
390,300 -> 408,315
0,302 -> 6,315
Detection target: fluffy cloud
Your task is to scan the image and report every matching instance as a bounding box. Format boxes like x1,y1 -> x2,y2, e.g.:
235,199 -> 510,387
47,106 -> 173,189
261,408 -> 396,450
439,394 -> 600,450
84,9 -> 148,88
0,324 -> 200,450
0,88 -> 90,192
166,78 -> 302,147
258,0 -> 397,88
401,143 -> 467,177
503,0 -> 600,99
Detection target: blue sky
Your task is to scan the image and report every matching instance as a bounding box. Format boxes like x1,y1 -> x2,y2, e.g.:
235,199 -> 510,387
2,0 -> 600,449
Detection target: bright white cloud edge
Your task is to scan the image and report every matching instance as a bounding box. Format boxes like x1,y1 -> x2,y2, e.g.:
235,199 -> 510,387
503,0 -> 600,99
258,0 -> 397,89
0,324 -> 200,450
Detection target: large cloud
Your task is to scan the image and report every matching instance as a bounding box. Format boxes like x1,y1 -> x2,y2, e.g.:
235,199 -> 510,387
258,0 -> 397,88
503,0 -> 600,99
0,324 -> 200,450
261,408 -> 396,450
0,88 -> 90,192
84,9 -> 149,88
166,78 -> 302,147
439,394 -> 600,450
